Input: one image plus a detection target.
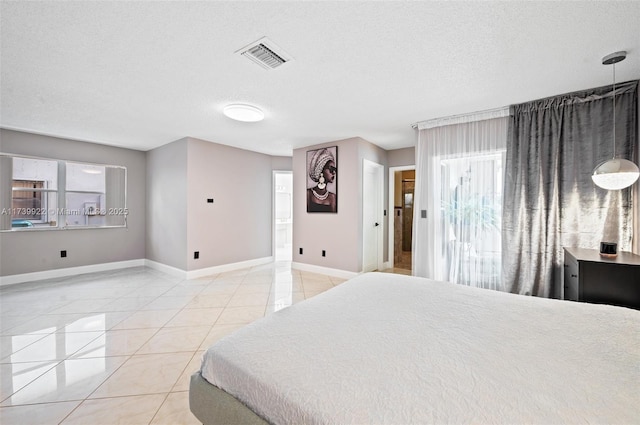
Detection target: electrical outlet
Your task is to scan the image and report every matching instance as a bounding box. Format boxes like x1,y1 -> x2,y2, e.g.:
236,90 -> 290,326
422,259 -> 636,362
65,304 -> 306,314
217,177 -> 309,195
194,251 -> 199,259
207,198 -> 214,203
60,250 -> 67,258
322,250 -> 326,257
299,248 -> 303,255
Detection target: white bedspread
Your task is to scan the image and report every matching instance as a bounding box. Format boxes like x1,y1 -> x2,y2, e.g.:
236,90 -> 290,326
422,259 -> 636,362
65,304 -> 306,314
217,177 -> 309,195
201,272 -> 640,424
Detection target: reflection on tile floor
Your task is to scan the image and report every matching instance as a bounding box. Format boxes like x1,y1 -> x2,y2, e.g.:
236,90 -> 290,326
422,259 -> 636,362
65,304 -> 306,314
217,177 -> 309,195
0,262 -> 348,424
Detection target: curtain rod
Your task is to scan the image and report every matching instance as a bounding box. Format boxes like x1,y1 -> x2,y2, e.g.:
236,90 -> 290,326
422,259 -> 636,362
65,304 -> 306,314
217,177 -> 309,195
411,106 -> 509,130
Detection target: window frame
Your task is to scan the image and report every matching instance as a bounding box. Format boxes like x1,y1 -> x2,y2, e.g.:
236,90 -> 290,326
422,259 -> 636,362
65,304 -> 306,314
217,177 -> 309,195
0,153 -> 128,232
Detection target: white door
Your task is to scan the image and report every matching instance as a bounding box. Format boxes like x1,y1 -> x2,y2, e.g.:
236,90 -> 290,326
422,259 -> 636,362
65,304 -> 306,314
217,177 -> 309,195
362,160 -> 384,272
274,171 -> 293,261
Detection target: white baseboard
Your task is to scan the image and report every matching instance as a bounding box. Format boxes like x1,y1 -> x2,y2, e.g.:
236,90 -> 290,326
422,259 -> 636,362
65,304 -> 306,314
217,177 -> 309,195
291,262 -> 360,280
145,257 -> 275,280
1,257 -> 351,287
144,260 -> 187,279
0,259 -> 146,287
185,256 -> 273,279
381,261 -> 392,271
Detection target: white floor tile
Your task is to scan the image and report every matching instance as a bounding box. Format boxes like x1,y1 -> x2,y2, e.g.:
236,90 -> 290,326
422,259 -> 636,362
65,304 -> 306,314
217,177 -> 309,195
1,356 -> 128,406
150,391 -> 201,425
165,308 -> 223,327
0,263 -> 366,424
89,352 -> 192,398
0,360 -> 60,401
2,331 -> 104,363
135,326 -> 210,355
70,328 -> 159,359
0,400 -> 80,425
61,394 -> 166,425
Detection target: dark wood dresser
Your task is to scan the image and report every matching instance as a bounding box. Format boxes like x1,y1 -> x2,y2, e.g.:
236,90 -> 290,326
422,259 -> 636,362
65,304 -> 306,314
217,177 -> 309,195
563,247 -> 640,310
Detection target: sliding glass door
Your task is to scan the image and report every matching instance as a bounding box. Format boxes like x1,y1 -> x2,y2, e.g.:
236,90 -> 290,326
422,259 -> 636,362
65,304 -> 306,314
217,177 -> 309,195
439,152 -> 504,289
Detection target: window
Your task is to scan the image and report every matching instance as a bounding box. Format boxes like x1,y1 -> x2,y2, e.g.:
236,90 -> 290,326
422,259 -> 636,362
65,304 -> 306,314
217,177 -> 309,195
7,157 -> 59,229
0,154 -> 127,231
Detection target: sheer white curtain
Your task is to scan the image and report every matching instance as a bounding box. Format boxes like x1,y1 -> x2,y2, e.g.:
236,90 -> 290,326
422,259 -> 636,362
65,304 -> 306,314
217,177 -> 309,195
413,111 -> 508,290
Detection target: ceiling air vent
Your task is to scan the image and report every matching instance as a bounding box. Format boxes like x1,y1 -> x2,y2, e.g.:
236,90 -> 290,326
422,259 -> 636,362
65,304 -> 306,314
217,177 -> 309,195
236,37 -> 293,70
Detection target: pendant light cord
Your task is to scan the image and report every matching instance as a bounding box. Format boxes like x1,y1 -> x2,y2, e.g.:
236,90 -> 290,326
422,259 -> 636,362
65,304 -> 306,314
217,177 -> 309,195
612,62 -> 616,159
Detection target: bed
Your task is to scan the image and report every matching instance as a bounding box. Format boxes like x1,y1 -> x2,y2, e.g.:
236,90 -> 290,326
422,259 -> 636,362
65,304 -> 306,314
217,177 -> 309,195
190,272 -> 640,424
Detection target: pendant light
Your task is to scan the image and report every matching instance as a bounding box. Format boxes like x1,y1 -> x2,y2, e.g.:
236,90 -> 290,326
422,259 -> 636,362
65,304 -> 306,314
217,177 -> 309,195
591,51 -> 640,190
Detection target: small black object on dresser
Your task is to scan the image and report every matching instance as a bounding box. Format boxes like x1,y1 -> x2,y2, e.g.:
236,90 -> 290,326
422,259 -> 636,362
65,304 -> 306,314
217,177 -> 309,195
564,247 -> 640,310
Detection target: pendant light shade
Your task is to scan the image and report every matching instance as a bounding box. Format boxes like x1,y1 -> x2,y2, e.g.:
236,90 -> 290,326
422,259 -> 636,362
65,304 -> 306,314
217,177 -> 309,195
592,51 -> 639,190
592,158 -> 640,190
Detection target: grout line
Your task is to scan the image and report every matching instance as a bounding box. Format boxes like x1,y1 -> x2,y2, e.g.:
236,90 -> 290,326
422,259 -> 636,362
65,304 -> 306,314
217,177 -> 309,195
146,391 -> 172,425
80,352 -> 135,404
0,359 -> 63,405
58,398 -> 84,424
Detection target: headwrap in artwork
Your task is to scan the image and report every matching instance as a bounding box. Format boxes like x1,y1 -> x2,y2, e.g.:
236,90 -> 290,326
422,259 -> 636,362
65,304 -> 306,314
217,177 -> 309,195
308,148 -> 334,182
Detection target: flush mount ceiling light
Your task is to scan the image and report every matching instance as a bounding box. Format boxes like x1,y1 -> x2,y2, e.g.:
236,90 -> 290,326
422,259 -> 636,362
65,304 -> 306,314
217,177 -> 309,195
223,104 -> 265,122
592,51 -> 640,190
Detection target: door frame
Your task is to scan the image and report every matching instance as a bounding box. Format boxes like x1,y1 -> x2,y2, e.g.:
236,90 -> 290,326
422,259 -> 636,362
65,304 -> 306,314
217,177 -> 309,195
362,159 -> 384,272
388,165 -> 415,271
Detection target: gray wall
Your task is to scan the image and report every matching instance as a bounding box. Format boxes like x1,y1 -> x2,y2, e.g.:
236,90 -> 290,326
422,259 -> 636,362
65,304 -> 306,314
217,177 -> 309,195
0,129 -> 146,276
1,128 -> 399,278
388,147 -> 415,167
2,130 -> 287,277
186,138 -> 274,271
292,137 -> 388,273
271,156 -> 293,170
146,138 -> 188,270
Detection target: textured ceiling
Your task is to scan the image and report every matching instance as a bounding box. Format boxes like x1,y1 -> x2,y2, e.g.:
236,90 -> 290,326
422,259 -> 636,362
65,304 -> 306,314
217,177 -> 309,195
1,1 -> 639,156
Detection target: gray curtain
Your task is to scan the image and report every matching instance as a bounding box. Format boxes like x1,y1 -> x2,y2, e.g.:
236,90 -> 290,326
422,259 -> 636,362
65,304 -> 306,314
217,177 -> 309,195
503,80 -> 638,298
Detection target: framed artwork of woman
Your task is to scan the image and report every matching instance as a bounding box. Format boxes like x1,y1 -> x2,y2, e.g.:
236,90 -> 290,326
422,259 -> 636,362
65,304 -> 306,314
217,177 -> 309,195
306,146 -> 337,213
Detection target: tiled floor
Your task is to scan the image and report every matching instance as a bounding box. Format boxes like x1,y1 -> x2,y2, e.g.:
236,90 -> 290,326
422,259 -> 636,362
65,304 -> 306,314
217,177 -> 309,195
394,250 -> 412,271
0,262 -> 347,425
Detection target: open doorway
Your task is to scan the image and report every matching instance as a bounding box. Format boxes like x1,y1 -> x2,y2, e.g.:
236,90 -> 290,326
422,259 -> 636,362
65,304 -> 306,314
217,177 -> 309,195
388,166 -> 415,272
274,171 -> 293,261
